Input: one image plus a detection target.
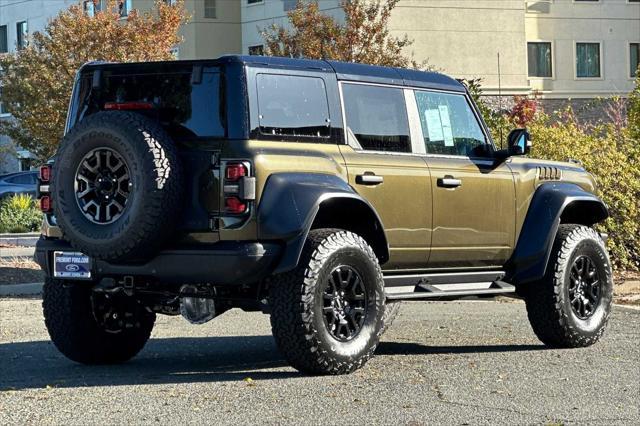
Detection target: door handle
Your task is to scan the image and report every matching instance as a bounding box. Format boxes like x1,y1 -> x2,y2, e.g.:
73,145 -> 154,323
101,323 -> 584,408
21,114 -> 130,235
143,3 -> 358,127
356,173 -> 384,185
438,176 -> 462,188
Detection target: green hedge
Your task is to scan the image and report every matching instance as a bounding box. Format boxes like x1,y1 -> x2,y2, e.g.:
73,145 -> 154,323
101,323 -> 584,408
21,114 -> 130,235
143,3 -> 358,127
0,193 -> 43,233
467,75 -> 640,271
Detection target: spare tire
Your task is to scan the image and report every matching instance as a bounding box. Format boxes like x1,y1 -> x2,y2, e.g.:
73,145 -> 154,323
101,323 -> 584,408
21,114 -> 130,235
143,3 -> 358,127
51,111 -> 183,262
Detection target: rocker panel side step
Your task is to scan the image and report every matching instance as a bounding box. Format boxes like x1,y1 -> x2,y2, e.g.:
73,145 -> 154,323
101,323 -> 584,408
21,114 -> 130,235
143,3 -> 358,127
383,270 -> 506,287
384,279 -> 516,301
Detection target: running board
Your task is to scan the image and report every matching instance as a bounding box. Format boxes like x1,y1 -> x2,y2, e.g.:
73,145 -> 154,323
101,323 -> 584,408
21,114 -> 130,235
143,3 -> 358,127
384,280 -> 516,301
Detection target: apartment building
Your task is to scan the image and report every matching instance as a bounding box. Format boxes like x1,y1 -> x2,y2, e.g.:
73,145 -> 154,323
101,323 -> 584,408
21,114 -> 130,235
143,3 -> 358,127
1,0 -> 639,172
243,0 -> 640,100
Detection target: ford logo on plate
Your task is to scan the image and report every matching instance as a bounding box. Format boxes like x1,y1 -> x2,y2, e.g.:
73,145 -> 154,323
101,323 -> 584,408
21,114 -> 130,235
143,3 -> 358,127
65,264 -> 80,272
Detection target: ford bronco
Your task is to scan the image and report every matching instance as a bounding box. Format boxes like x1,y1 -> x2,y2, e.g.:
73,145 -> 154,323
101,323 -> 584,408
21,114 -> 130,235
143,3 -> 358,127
35,56 -> 612,375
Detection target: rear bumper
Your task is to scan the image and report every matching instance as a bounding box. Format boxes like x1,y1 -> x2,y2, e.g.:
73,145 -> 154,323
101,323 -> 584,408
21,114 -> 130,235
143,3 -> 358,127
35,237 -> 281,286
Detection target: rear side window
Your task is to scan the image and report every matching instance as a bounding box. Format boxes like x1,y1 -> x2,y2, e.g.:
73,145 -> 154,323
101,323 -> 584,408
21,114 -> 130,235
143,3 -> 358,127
414,90 -> 486,156
6,173 -> 36,185
342,83 -> 411,153
73,67 -> 225,139
256,74 -> 330,138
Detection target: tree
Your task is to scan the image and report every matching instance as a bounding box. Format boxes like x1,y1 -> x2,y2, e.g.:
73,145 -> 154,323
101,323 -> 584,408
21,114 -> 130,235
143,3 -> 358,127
0,0 -> 188,162
260,0 -> 427,69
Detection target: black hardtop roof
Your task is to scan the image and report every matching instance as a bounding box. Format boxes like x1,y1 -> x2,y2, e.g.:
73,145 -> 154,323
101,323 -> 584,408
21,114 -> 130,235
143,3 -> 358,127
81,55 -> 466,93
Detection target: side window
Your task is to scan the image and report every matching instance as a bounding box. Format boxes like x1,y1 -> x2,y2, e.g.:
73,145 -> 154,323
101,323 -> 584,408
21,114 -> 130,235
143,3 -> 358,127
6,174 -> 33,185
256,74 -> 330,138
342,83 -> 411,153
414,90 -> 487,157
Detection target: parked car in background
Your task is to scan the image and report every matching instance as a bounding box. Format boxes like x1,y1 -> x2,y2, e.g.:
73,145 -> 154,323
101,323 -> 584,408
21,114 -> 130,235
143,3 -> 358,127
0,171 -> 38,201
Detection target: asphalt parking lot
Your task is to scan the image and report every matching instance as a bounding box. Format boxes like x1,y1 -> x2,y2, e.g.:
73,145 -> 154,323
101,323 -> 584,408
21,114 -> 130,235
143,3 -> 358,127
0,298 -> 638,425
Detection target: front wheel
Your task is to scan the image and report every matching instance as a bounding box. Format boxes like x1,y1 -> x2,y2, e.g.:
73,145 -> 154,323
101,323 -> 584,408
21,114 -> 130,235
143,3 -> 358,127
269,229 -> 385,375
43,279 -> 155,364
524,224 -> 613,348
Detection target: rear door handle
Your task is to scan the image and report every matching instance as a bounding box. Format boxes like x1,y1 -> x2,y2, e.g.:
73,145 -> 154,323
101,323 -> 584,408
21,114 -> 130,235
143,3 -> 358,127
356,173 -> 384,185
437,176 -> 462,188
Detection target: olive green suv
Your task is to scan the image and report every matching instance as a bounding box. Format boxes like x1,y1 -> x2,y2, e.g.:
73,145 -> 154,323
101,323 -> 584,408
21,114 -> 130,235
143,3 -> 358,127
35,56 -> 612,375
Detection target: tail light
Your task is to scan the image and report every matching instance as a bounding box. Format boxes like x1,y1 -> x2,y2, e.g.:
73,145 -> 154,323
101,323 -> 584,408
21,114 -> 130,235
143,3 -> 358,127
37,165 -> 53,212
223,162 -> 254,214
39,165 -> 51,182
226,163 -> 247,181
225,196 -> 246,214
40,195 -> 52,213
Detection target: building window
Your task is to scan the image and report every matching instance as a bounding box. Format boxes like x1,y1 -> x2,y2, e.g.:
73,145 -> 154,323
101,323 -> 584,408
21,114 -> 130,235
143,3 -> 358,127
118,0 -> 132,17
0,88 -> 9,116
248,45 -> 264,56
83,0 -> 103,17
0,25 -> 8,53
164,0 -> 176,5
16,21 -> 28,50
527,42 -> 552,78
576,42 -> 601,78
631,43 -> 640,78
284,0 -> 298,11
248,0 -> 263,4
204,0 -> 216,18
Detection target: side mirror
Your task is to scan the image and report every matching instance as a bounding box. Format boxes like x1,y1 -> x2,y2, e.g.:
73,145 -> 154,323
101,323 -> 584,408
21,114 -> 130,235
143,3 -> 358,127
507,129 -> 531,156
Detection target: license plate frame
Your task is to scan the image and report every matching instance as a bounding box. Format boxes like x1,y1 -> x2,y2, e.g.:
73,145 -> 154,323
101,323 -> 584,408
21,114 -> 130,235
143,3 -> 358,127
53,251 -> 92,280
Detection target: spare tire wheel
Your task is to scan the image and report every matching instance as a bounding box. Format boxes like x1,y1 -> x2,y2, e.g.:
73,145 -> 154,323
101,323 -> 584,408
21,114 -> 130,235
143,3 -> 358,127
51,111 -> 183,262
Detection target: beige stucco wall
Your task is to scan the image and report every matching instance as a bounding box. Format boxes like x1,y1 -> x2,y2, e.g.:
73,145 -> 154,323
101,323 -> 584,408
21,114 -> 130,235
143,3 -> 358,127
241,0 -> 344,53
390,0 -> 529,95
132,0 -> 241,59
525,0 -> 639,98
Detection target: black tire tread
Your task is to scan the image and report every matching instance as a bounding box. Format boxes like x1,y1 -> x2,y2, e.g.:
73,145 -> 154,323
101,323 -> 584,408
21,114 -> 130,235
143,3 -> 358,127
381,301 -> 401,335
42,278 -> 155,364
524,224 -> 612,348
52,111 -> 182,261
269,229 -> 384,375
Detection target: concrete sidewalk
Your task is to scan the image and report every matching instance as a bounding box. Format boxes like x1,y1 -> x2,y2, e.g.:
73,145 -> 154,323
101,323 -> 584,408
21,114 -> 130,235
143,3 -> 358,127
0,232 -> 39,247
0,246 -> 35,259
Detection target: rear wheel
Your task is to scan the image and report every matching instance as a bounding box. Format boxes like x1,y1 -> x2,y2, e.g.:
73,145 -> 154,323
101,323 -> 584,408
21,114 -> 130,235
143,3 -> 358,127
524,224 -> 613,348
269,229 -> 385,375
43,279 -> 155,364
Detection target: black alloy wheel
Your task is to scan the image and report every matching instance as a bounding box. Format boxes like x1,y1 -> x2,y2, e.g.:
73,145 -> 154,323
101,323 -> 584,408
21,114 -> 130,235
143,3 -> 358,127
567,255 -> 601,319
321,265 -> 368,341
75,147 -> 132,225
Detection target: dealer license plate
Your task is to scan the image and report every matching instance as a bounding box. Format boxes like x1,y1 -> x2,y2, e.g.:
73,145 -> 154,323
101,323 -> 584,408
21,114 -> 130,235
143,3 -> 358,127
53,251 -> 92,279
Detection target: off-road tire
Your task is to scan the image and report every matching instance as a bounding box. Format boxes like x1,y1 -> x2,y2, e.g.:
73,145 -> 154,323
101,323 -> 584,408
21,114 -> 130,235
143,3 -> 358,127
524,224 -> 613,348
51,111 -> 182,262
43,279 -> 155,364
269,229 -> 385,375
381,301 -> 401,335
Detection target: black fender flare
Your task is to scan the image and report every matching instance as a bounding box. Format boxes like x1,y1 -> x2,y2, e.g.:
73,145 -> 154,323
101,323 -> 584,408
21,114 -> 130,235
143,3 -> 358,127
257,173 -> 388,273
507,182 -> 608,286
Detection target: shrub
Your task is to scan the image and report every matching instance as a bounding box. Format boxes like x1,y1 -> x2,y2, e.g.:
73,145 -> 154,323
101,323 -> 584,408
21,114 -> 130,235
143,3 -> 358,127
466,78 -> 640,271
0,194 -> 43,233
528,112 -> 640,270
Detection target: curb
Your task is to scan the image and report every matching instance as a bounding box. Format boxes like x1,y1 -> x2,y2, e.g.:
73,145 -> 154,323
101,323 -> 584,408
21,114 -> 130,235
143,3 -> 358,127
0,282 -> 43,297
0,232 -> 40,247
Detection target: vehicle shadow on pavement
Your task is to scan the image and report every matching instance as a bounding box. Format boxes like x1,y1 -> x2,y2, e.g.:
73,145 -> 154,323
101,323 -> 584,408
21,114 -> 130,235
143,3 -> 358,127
0,335 -> 294,390
1,336 -> 546,390
376,341 -> 546,355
